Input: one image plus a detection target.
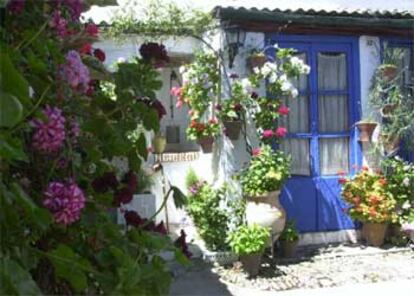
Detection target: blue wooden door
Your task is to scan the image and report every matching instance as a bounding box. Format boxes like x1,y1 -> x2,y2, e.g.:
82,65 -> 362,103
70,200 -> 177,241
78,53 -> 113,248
266,35 -> 362,232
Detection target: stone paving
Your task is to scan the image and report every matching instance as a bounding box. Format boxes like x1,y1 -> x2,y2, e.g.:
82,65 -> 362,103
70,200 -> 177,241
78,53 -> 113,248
213,244 -> 414,292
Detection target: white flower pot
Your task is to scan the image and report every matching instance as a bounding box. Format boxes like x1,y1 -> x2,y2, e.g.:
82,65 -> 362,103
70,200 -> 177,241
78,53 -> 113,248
245,190 -> 286,245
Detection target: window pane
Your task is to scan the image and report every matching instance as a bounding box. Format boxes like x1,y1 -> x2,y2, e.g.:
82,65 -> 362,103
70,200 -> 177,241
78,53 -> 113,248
318,52 -> 347,90
319,138 -> 349,175
318,95 -> 348,132
280,96 -> 309,133
280,138 -> 310,176
291,53 -> 308,92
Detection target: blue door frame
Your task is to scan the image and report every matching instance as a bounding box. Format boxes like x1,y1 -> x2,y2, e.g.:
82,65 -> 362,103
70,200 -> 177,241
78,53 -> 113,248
265,34 -> 363,232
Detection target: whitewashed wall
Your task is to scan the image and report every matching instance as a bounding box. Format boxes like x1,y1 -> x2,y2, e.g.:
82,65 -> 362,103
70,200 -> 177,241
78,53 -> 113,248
98,31 -> 383,228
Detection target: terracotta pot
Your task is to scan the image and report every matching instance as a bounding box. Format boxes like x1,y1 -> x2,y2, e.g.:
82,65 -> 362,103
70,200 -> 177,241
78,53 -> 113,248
240,253 -> 262,277
247,55 -> 267,71
362,222 -> 388,247
380,65 -> 398,82
197,136 -> 214,153
152,135 -> 166,154
223,120 -> 242,140
356,122 -> 377,142
380,104 -> 397,119
280,240 -> 299,258
246,191 -> 286,245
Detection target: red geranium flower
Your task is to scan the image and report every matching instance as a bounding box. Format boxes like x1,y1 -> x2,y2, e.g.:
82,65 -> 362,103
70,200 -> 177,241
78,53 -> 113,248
85,23 -> 99,37
278,105 -> 290,115
93,48 -> 106,62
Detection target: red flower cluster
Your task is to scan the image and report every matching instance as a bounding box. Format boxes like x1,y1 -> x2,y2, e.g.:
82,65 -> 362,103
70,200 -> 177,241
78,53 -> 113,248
139,43 -> 170,67
124,210 -> 167,235
261,127 -> 288,139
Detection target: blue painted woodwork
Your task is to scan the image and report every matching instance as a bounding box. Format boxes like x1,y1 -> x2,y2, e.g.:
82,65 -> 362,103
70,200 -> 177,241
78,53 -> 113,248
266,34 -> 362,232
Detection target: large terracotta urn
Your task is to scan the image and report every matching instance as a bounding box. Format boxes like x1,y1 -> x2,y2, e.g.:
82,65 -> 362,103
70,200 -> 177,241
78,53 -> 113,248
245,190 -> 286,244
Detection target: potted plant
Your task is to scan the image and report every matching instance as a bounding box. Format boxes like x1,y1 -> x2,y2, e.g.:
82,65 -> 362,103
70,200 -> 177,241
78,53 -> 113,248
187,118 -> 220,153
217,80 -> 248,140
279,220 -> 300,257
247,49 -> 267,71
378,47 -> 403,82
355,119 -> 378,142
152,132 -> 167,154
340,168 -> 397,247
227,224 -> 270,277
239,145 -> 291,243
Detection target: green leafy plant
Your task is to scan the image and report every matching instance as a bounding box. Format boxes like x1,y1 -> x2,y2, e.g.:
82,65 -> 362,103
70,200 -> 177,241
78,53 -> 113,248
217,80 -> 248,122
240,145 -> 291,197
279,220 -> 299,242
0,1 -> 188,295
382,157 -> 414,223
227,224 -> 270,256
185,173 -> 229,251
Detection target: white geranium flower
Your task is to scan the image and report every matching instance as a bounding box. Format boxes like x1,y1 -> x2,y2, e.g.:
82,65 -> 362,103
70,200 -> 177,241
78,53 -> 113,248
291,88 -> 299,98
403,165 -> 411,171
117,57 -> 126,64
302,64 -> 311,74
241,78 -> 253,93
281,80 -> 292,91
269,73 -> 278,84
403,177 -> 411,187
253,67 -> 261,74
273,43 -> 279,49
179,65 -> 187,74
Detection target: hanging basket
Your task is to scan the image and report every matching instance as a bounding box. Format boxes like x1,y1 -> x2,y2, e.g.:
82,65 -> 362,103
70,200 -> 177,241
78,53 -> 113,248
355,122 -> 378,142
197,136 -> 214,153
152,135 -> 167,154
247,55 -> 267,71
379,64 -> 398,82
223,120 -> 242,140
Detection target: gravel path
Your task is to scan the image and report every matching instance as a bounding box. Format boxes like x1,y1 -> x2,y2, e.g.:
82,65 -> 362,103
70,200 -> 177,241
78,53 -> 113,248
213,244 -> 414,292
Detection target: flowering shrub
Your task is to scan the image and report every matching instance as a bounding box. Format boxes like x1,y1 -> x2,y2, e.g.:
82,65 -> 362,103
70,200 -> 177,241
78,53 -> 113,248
186,118 -> 220,140
0,1 -> 188,295
217,77 -> 249,122
340,169 -> 397,223
240,145 -> 291,197
382,157 -> 414,223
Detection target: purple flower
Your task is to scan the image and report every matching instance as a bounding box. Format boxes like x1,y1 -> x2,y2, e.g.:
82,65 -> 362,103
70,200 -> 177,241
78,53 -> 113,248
31,106 -> 66,154
61,50 -> 90,93
229,73 -> 239,79
92,172 -> 119,193
114,187 -> 133,206
68,119 -> 80,144
6,0 -> 25,14
43,181 -> 86,225
49,10 -> 68,38
251,91 -> 259,99
61,0 -> 83,21
189,181 -> 205,195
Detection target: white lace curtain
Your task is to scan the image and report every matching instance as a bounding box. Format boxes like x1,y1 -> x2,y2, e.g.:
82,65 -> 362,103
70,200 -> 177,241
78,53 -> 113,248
280,52 -> 349,176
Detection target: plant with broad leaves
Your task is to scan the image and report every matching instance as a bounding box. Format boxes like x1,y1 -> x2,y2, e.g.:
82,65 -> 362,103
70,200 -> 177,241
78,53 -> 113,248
227,224 -> 270,256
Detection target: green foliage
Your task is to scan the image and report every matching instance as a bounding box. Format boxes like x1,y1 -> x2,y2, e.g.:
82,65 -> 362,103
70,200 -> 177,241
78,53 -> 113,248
279,220 -> 299,242
240,145 -> 291,197
109,0 -> 215,40
227,224 -> 270,256
185,168 -> 199,189
382,157 -> 414,223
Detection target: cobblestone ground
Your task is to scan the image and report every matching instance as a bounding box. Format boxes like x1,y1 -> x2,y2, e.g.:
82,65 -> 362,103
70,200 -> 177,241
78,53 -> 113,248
213,244 -> 414,291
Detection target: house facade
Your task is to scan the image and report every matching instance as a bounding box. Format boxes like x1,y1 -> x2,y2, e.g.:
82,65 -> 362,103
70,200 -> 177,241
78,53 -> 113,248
86,0 -> 414,245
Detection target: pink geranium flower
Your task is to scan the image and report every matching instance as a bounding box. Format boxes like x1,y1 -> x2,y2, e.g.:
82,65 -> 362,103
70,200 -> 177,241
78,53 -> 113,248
278,105 -> 290,115
252,147 -> 261,156
275,127 -> 288,137
262,129 -> 274,138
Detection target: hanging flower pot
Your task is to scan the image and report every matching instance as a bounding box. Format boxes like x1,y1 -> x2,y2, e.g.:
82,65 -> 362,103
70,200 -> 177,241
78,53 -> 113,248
247,55 -> 266,71
355,121 -> 378,142
197,136 -> 214,153
380,104 -> 398,119
379,64 -> 398,82
362,222 -> 388,247
381,133 -> 400,154
152,134 -> 167,154
245,191 -> 286,245
223,120 -> 242,140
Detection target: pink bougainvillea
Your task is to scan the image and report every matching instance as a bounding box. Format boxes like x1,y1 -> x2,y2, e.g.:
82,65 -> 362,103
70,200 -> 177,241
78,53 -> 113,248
43,181 -> 86,225
31,105 -> 66,153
